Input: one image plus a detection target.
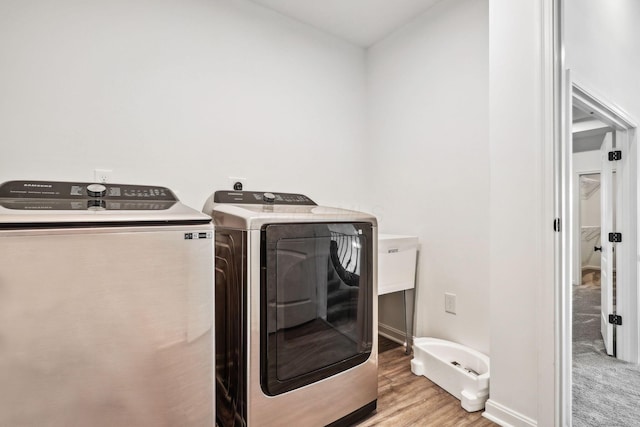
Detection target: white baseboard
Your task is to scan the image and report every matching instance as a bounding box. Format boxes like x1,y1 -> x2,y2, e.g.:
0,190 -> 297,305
483,399 -> 537,427
378,322 -> 407,345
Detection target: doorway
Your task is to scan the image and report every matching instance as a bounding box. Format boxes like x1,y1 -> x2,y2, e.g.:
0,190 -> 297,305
572,109 -> 614,356
565,80 -> 639,426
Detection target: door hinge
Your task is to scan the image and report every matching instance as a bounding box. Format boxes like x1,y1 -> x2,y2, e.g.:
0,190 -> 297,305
608,150 -> 622,161
553,218 -> 561,232
609,314 -> 623,325
609,232 -> 622,243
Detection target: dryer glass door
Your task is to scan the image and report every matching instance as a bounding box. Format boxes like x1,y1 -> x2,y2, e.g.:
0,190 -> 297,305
261,222 -> 373,396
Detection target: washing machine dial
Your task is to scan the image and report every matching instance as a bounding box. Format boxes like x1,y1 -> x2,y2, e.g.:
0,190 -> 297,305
87,183 -> 107,198
263,192 -> 276,203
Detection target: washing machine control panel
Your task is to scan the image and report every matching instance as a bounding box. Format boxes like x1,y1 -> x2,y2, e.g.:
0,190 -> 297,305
0,180 -> 178,210
214,190 -> 316,206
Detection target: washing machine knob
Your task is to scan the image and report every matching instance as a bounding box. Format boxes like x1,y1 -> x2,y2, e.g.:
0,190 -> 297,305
263,192 -> 276,203
87,183 -> 107,198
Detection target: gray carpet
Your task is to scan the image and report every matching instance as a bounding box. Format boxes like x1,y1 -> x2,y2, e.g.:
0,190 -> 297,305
572,283 -> 640,426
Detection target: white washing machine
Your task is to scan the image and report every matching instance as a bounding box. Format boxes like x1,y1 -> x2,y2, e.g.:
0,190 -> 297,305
203,190 -> 378,427
0,180 -> 215,426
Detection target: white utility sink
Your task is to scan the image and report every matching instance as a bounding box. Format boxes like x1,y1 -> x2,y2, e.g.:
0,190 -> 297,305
378,233 -> 418,295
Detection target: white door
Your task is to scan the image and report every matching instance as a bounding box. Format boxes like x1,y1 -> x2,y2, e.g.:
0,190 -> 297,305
600,132 -> 615,356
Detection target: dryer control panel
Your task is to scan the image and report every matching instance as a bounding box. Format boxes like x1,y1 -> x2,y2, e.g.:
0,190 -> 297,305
0,181 -> 178,210
214,191 -> 316,206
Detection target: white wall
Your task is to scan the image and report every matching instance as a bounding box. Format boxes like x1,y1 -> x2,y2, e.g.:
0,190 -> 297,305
580,181 -> 600,227
579,175 -> 601,269
0,1 -> 576,425
566,0 -> 640,122
573,150 -> 601,279
0,0 -> 368,210
367,0 -> 490,355
485,0 -> 554,426
575,153 -> 601,226
378,291 -> 410,341
483,2 -> 640,425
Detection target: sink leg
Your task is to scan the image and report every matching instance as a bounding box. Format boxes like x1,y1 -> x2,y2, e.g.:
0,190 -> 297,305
404,289 -> 412,355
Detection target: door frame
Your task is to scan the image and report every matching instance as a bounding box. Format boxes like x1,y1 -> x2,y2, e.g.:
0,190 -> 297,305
572,82 -> 638,361
599,131 -> 615,355
560,76 -> 639,426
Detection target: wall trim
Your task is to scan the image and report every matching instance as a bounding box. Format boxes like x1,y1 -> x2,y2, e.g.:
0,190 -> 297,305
378,323 -> 407,345
542,1 -> 561,426
483,399 -> 537,427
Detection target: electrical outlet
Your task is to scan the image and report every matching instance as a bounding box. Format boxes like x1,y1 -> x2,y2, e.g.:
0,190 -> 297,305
228,176 -> 247,191
445,293 -> 456,314
94,169 -> 113,183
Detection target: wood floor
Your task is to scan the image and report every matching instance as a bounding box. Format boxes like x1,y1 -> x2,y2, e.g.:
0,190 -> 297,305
353,337 -> 496,427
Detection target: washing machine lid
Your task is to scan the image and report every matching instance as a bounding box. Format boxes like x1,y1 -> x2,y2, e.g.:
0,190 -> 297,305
204,190 -> 377,230
0,180 -> 211,229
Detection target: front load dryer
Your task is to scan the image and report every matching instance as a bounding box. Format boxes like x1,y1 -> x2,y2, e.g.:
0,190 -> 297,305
203,191 -> 378,427
0,180 -> 215,427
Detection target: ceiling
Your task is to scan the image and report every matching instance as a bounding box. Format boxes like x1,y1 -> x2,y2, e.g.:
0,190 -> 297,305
572,107 -> 612,153
248,0 -> 443,46
573,106 -> 593,122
